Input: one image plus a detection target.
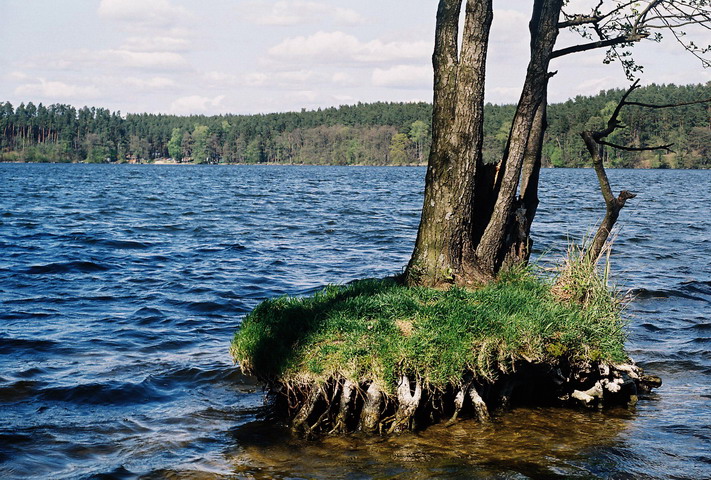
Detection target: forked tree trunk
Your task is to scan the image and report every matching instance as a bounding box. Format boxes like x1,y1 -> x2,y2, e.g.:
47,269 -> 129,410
474,0 -> 562,274
405,0 -> 563,287
404,0 -> 494,287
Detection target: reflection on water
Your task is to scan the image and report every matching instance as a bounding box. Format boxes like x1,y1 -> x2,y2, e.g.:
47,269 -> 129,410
225,408 -> 634,479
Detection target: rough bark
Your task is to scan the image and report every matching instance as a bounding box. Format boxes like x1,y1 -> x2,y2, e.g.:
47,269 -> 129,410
502,99 -> 547,268
406,0 -> 564,286
474,0 -> 563,275
581,131 -> 636,262
404,0 -> 493,287
404,0 -> 680,287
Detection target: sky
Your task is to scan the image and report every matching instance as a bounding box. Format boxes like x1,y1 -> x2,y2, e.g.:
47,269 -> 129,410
1,0 -> 709,116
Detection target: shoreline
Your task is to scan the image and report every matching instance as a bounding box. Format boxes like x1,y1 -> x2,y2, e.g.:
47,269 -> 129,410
1,160 -> 709,170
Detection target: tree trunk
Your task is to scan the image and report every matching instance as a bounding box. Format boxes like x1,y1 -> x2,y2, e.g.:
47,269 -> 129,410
474,0 -> 562,275
404,0 -> 494,287
502,99 -> 547,268
581,131 -> 636,261
406,0 -> 564,287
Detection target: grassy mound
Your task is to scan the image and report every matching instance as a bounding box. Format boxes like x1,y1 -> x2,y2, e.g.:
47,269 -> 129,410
232,267 -> 628,392
230,264 -> 662,436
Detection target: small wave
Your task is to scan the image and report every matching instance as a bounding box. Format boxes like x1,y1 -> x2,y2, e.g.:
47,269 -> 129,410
685,323 -> 711,332
182,300 -> 245,314
24,261 -> 111,275
631,287 -> 707,302
680,280 -> 711,295
0,337 -> 59,355
641,359 -> 707,374
146,366 -> 257,390
640,323 -> 665,332
39,380 -> 168,405
100,239 -> 152,250
131,307 -> 168,325
0,311 -> 56,321
15,367 -> 48,379
221,242 -> 246,251
89,465 -> 136,480
0,380 -> 47,403
195,246 -> 223,253
139,339 -> 192,352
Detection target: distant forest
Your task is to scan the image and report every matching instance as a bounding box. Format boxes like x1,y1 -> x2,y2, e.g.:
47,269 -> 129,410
1,83 -> 709,168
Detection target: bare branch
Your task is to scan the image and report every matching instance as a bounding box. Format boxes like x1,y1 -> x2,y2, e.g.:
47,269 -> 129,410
597,140 -> 675,152
595,79 -> 641,139
625,97 -> 711,108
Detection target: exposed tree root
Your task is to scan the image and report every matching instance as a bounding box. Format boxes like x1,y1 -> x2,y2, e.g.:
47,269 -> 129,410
359,382 -> 384,433
330,379 -> 355,434
388,375 -> 422,434
266,360 -> 660,437
468,383 -> 490,422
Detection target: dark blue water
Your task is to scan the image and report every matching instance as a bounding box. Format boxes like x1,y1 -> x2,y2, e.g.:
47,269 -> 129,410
0,164 -> 709,479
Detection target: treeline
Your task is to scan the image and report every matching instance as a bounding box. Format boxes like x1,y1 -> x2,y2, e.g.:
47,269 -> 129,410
1,83 -> 709,168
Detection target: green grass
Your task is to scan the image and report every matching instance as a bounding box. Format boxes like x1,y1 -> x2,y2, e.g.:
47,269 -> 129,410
231,265 -> 628,393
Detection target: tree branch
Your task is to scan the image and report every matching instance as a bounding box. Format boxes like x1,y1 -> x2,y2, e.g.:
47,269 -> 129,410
551,33 -> 648,58
579,79 -> 710,262
625,97 -> 711,109
558,15 -> 602,28
597,140 -> 675,152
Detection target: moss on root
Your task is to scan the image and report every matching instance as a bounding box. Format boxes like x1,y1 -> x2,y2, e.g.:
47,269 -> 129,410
231,267 -> 659,436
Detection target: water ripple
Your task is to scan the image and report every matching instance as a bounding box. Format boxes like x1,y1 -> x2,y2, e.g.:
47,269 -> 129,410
0,164 -> 709,479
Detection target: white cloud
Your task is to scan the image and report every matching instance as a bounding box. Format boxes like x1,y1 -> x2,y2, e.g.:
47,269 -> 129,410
108,50 -> 190,71
268,31 -> 430,65
98,0 -> 190,28
123,76 -> 177,89
240,1 -> 364,26
331,72 -> 356,86
372,65 -> 431,89
485,86 -> 524,105
295,90 -> 318,102
120,36 -> 191,53
331,94 -> 357,104
490,9 -> 529,44
203,71 -> 239,85
170,95 -> 226,115
574,76 -> 620,95
18,47 -> 190,74
7,71 -> 30,81
241,70 -> 319,88
276,70 -> 317,83
242,72 -> 269,87
14,79 -> 101,100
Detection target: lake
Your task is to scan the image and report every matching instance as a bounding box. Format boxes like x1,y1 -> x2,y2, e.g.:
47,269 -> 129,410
0,164 -> 709,479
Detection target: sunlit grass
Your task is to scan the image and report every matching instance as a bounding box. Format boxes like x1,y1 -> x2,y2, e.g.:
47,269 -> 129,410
231,261 -> 628,393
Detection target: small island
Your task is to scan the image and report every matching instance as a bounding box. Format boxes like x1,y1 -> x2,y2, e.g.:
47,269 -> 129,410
231,255 -> 661,436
